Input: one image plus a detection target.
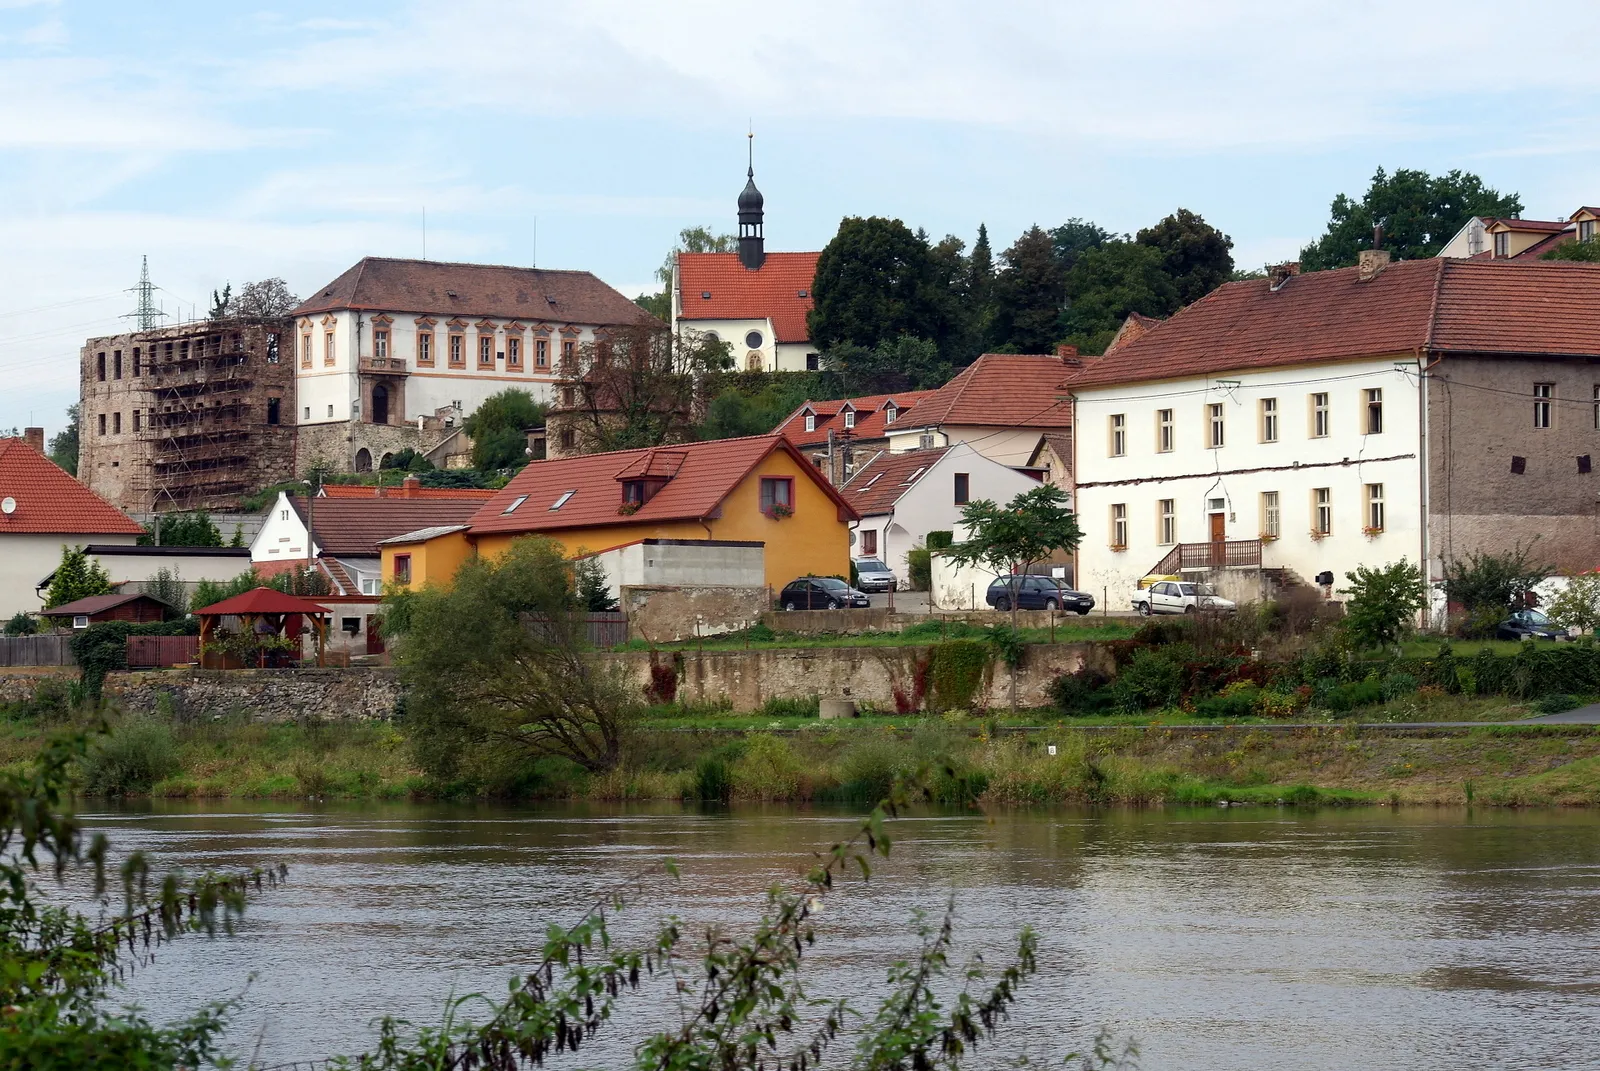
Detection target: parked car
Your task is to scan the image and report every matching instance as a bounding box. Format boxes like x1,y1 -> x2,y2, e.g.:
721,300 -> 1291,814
1496,608 -> 1570,642
985,575 -> 1095,613
778,576 -> 872,610
852,557 -> 897,592
1130,580 -> 1237,616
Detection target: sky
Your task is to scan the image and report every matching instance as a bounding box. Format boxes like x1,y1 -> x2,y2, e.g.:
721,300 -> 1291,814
4,0 -> 1600,437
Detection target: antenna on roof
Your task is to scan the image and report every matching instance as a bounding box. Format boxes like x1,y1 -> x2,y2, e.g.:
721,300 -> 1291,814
422,206 -> 427,260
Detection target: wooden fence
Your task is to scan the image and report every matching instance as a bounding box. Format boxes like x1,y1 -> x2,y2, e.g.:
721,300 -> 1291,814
586,612 -> 630,647
0,634 -> 75,667
126,635 -> 201,669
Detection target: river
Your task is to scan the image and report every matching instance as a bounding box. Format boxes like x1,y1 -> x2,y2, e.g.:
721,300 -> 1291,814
81,803 -> 1600,1070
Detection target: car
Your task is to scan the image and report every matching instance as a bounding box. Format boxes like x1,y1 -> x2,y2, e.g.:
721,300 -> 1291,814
1130,580 -> 1237,616
778,576 -> 872,610
852,557 -> 897,592
985,575 -> 1096,613
1496,608 -> 1570,642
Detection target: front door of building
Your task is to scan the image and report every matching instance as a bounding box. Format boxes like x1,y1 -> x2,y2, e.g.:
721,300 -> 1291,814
365,615 -> 385,656
1208,511 -> 1226,565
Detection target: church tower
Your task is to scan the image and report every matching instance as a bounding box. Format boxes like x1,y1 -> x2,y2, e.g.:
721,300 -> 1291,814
737,133 -> 765,271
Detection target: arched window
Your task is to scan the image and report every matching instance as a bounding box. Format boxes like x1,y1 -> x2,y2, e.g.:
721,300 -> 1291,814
355,448 -> 373,472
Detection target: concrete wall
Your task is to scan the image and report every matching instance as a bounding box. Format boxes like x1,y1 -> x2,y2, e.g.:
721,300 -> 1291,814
625,585 -> 769,642
2,533 -> 140,618
1428,354 -> 1600,576
593,540 -> 765,600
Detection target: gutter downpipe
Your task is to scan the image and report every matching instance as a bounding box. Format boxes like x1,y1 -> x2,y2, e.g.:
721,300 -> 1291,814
1418,347 -> 1444,628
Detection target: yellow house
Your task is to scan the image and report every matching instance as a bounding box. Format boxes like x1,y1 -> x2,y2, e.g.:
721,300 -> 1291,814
380,434 -> 859,592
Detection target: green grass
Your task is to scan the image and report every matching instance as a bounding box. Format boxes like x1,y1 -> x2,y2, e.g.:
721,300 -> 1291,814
1398,637 -> 1569,658
610,617 -> 1136,653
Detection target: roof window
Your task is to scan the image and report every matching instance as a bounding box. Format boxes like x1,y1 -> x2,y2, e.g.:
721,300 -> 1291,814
797,289 -> 809,298
550,490 -> 576,511
503,494 -> 529,514
701,291 -> 712,300
904,467 -> 925,484
863,473 -> 883,488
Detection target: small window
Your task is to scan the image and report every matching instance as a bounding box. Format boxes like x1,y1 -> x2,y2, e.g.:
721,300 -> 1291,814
325,331 -> 335,365
133,410 -> 141,432
1365,388 -> 1383,434
280,509 -> 290,520
1260,398 -> 1278,442
1207,402 -> 1225,448
884,404 -> 897,425
804,413 -> 815,433
1109,413 -> 1126,457
1366,483 -> 1385,532
843,409 -> 855,429
1156,409 -> 1173,453
1261,491 -> 1280,538
72,615 -> 89,630
1593,385 -> 1599,430
806,353 -> 819,371
1582,220 -> 1596,243
1534,383 -> 1553,429
1313,488 -> 1332,536
919,432 -> 935,449
304,406 -> 311,421
548,490 -> 574,511
301,334 -> 313,368
360,578 -> 380,596
559,429 -> 574,449
327,404 -> 334,418
1159,499 -> 1175,545
1311,392 -> 1330,438
507,337 -> 521,368
904,467 -> 926,484
535,339 -> 548,367
96,353 -> 105,381
267,398 -> 280,425
374,329 -> 389,359
393,554 -> 411,584
264,335 -> 278,363
1110,503 -> 1127,547
1494,230 -> 1510,258
860,529 -> 878,555
745,330 -> 764,349
97,413 -> 106,436
449,334 -> 465,366
759,477 -> 794,515
954,473 -> 969,504
114,350 -> 122,379
112,412 -> 121,434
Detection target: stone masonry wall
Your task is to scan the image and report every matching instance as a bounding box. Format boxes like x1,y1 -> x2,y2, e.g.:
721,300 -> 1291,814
625,585 -> 770,642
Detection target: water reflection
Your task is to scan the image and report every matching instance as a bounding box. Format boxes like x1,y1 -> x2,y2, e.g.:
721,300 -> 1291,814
84,803 -> 1600,1070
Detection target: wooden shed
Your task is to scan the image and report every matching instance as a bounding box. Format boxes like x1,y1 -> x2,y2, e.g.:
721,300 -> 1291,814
40,592 -> 172,629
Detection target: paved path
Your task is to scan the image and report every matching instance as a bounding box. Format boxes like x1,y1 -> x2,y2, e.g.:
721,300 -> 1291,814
1518,704 -> 1600,724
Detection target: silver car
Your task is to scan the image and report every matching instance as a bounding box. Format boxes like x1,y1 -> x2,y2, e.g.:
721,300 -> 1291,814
853,557 -> 897,592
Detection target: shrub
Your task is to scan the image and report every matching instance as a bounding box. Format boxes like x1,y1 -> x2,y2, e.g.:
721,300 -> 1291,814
1442,543 -> 1549,631
80,720 -> 181,796
1111,648 -> 1184,711
1536,693 -> 1578,714
925,531 -> 954,551
1048,666 -> 1114,716
692,755 -> 733,802
1194,687 -> 1259,719
1381,672 -> 1419,702
1252,689 -> 1300,719
905,545 -> 932,592
730,734 -> 803,800
1547,572 -> 1600,634
760,695 -> 819,718
1319,675 -> 1384,712
829,736 -> 903,802
745,622 -> 776,643
925,640 -> 992,711
1339,559 -> 1426,651
3,612 -> 37,636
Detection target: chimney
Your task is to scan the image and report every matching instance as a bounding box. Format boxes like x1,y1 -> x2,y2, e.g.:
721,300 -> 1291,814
1267,262 -> 1300,292
22,427 -> 44,454
1357,248 -> 1391,282
401,474 -> 422,499
1055,343 -> 1078,359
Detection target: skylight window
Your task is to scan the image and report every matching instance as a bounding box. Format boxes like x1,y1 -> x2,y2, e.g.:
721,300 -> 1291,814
701,291 -> 712,300
904,467 -> 925,484
503,494 -> 529,514
863,473 -> 883,488
550,490 -> 576,511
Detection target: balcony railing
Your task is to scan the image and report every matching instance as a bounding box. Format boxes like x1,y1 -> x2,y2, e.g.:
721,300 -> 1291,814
358,356 -> 408,374
1150,539 -> 1263,576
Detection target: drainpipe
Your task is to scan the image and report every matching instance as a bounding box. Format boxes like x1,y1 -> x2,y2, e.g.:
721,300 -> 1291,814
1418,348 -> 1443,628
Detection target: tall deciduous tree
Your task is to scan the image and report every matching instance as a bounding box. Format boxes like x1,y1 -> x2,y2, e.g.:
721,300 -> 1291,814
637,226 -> 737,320
1339,559 -> 1427,651
1060,241 -> 1179,355
139,512 -> 223,547
1300,167 -> 1522,270
823,335 -> 949,396
809,217 -> 943,351
990,225 -> 1066,354
233,277 -> 300,319
1137,208 -> 1235,306
555,324 -> 730,454
1049,218 -> 1111,272
464,388 -> 547,471
48,404 -> 79,475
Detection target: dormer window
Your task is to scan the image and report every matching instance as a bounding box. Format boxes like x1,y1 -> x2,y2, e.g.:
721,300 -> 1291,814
1582,220 -> 1596,243
1494,230 -> 1510,258
804,413 -> 816,433
843,409 -> 855,430
884,404 -> 897,425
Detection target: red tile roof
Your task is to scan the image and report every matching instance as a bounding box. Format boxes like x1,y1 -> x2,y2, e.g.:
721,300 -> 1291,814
0,437 -> 144,536
1488,218 -> 1569,233
838,448 -> 950,515
676,252 -> 821,344
291,497 -> 485,557
911,354 -> 1077,428
292,257 -> 658,327
467,434 -> 858,536
193,587 -> 330,617
40,592 -> 166,617
1069,258 -> 1600,389
318,483 -> 496,501
773,390 -> 941,448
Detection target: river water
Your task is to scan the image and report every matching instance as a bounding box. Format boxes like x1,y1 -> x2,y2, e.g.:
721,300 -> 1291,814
81,803 -> 1600,1070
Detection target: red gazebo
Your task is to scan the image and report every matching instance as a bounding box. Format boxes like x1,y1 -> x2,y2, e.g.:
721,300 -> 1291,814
191,587 -> 332,668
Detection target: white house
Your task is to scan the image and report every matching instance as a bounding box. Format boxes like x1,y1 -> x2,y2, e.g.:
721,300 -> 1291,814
837,442 -> 1043,587
0,432 -> 144,618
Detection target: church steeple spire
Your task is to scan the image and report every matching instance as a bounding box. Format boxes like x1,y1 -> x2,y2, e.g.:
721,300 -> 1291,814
737,129 -> 765,271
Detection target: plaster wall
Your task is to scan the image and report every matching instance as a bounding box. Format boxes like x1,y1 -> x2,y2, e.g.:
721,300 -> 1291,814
1,534 -> 139,617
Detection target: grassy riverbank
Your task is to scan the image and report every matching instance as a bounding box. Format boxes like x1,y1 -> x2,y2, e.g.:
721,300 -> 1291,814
4,706 -> 1600,808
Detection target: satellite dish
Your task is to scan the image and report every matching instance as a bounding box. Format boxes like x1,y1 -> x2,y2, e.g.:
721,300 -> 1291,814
1,497 -> 15,515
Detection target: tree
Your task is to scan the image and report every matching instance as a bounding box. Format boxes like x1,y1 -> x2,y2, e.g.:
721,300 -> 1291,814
1543,239 -> 1600,262
48,404 -> 79,475
1339,559 -> 1427,650
1136,208 -> 1235,306
943,484 -> 1083,708
1546,572 -> 1600,634
139,511 -> 223,547
143,566 -> 188,616
382,447 -> 434,472
392,537 -> 638,777
4,611 -> 37,635
190,568 -> 261,613
1050,217 -> 1112,272
1060,241 -> 1180,355
823,335 -> 950,396
207,283 -> 232,319
1300,167 -> 1522,270
636,226 -> 737,321
43,545 -> 112,608
233,277 -> 300,320
990,225 -> 1066,353
574,555 -> 618,612
927,232 -> 979,364
463,388 -> 547,471
809,216 -> 943,351
1440,542 -> 1550,637
555,323 -> 730,454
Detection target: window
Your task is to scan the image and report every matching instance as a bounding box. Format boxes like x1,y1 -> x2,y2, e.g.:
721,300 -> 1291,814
113,350 -> 122,379
549,490 -> 575,511
1208,403 -> 1225,448
806,353 -> 819,371
327,404 -> 334,418
324,331 -> 335,365
1261,491 -> 1280,538
479,336 -> 494,367
919,432 -> 935,449
1310,392 -> 1329,437
804,413 -> 816,433
507,336 -> 521,369
301,334 -> 312,368
536,339 -> 548,368
954,472 -> 969,504
1535,383 -> 1553,429
885,404 -> 897,425
561,339 -> 575,367
360,578 -> 380,596
96,353 -> 105,381
1110,504 -> 1127,547
1159,499 -> 1176,545
417,330 -> 434,366
560,386 -> 575,407
132,348 -> 141,376
393,554 -> 411,584
1366,483 -> 1385,532
449,334 -> 465,366
112,412 -> 121,434
759,477 -> 794,515
558,429 -> 574,449
133,410 -> 141,432
860,529 -> 878,555
373,329 -> 389,359
1594,385 -> 1599,430
745,330 -> 763,349
280,509 -> 290,520
1582,220 -> 1596,243
264,335 -> 278,363
1109,413 -> 1126,456
72,615 -> 88,630
1494,230 -> 1509,258
304,406 -> 311,421
843,409 -> 855,429
1156,409 -> 1173,452
1365,388 -> 1383,434
97,414 -> 106,435
1260,398 -> 1278,443
1313,488 -> 1332,536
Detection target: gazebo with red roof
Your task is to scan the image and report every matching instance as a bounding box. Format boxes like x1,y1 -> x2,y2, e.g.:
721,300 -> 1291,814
191,587 -> 332,668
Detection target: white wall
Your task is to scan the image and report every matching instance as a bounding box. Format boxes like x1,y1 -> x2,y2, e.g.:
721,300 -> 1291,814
587,541 -> 765,600
886,425 -> 1049,469
1072,357 -> 1424,609
1,533 -> 140,617
250,493 -> 313,562
671,316 -> 787,371
92,549 -> 253,586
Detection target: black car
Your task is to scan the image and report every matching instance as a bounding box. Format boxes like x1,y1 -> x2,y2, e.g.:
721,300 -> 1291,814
1496,609 -> 1570,642
985,576 -> 1095,614
779,576 -> 871,610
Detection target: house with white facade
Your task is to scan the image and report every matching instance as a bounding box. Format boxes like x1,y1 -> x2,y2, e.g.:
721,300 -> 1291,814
673,159 -> 821,373
837,442 -> 1041,587
290,257 -> 655,474
1070,252 -> 1600,618
773,389 -> 940,485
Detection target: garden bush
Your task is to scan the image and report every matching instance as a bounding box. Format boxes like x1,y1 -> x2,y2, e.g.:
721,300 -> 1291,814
759,695 -> 819,718
80,719 -> 180,795
1112,648 -> 1185,711
1048,666 -> 1114,716
730,734 -> 804,800
1193,686 -> 1260,719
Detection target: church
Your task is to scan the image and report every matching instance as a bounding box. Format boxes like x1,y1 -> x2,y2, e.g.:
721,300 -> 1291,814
671,151 -> 822,372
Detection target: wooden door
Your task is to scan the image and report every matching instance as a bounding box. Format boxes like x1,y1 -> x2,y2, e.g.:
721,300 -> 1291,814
1208,512 -> 1226,565
365,614 -> 385,655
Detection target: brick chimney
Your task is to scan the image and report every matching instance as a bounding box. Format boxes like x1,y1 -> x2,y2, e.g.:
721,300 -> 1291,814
1055,343 -> 1079,359
1357,224 -> 1390,282
401,474 -> 422,499
1267,262 -> 1300,291
22,427 -> 44,454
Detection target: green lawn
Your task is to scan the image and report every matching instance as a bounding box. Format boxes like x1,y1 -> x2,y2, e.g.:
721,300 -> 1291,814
1398,637 -> 1570,658
613,617 -> 1137,653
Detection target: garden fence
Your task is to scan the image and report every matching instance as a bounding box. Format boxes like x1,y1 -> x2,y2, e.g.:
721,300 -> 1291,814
0,634 -> 75,667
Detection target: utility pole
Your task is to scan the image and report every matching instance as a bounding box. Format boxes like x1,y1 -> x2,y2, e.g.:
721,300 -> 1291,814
123,256 -> 168,331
